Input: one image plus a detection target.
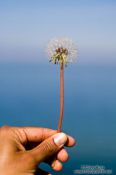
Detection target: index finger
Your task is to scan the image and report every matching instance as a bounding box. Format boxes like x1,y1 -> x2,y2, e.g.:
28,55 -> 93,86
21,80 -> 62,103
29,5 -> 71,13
11,127 -> 76,147
12,127 -> 57,144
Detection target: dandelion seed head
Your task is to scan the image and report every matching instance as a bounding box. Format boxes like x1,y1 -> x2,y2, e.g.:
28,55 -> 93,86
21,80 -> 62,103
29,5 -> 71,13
47,37 -> 78,65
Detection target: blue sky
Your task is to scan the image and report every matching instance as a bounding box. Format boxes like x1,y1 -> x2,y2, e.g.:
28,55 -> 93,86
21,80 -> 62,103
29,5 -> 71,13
0,0 -> 116,64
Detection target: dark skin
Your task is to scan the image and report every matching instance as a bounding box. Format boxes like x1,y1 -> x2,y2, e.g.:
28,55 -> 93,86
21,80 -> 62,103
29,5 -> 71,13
0,126 -> 76,175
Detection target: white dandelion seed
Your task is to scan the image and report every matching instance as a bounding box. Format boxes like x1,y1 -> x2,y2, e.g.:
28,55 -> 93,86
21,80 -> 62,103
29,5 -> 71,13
47,37 -> 78,65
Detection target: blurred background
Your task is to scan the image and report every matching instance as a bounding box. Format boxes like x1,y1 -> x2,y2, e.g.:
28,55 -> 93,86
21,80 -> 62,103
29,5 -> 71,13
0,0 -> 116,174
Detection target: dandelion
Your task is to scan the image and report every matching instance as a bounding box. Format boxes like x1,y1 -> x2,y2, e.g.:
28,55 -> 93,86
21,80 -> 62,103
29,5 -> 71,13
47,38 -> 78,65
47,37 -> 78,132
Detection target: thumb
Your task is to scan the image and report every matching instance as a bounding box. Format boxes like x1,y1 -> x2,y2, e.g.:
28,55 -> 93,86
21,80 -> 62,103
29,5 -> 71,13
28,132 -> 67,163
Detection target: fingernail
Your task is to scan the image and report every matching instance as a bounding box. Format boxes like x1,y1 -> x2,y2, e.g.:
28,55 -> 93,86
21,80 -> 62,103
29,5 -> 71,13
53,133 -> 67,147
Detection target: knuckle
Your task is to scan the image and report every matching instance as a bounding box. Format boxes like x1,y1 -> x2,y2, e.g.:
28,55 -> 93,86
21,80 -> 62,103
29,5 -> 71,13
0,125 -> 11,132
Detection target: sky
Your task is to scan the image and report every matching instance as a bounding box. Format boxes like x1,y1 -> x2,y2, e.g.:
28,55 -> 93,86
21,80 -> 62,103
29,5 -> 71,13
0,0 -> 116,64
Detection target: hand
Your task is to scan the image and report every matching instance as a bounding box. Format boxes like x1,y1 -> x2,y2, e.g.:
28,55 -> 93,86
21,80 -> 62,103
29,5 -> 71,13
0,126 -> 76,175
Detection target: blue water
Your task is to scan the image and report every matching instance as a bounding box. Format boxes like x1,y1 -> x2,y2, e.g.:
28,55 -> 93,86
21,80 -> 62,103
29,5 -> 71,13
0,63 -> 116,174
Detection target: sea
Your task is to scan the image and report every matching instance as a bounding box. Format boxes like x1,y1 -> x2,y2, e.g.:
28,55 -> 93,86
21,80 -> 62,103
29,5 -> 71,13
0,62 -> 116,174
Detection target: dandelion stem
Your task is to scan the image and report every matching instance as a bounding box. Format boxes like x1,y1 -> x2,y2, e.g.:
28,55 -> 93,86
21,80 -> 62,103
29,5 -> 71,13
58,63 -> 64,132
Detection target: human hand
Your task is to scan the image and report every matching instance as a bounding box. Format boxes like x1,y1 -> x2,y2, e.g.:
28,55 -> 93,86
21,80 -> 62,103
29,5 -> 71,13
0,126 -> 76,175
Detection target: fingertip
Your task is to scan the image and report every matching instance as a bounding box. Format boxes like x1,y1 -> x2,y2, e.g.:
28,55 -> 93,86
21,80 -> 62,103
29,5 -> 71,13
66,135 -> 76,147
51,160 -> 63,171
53,132 -> 68,147
57,149 -> 69,162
